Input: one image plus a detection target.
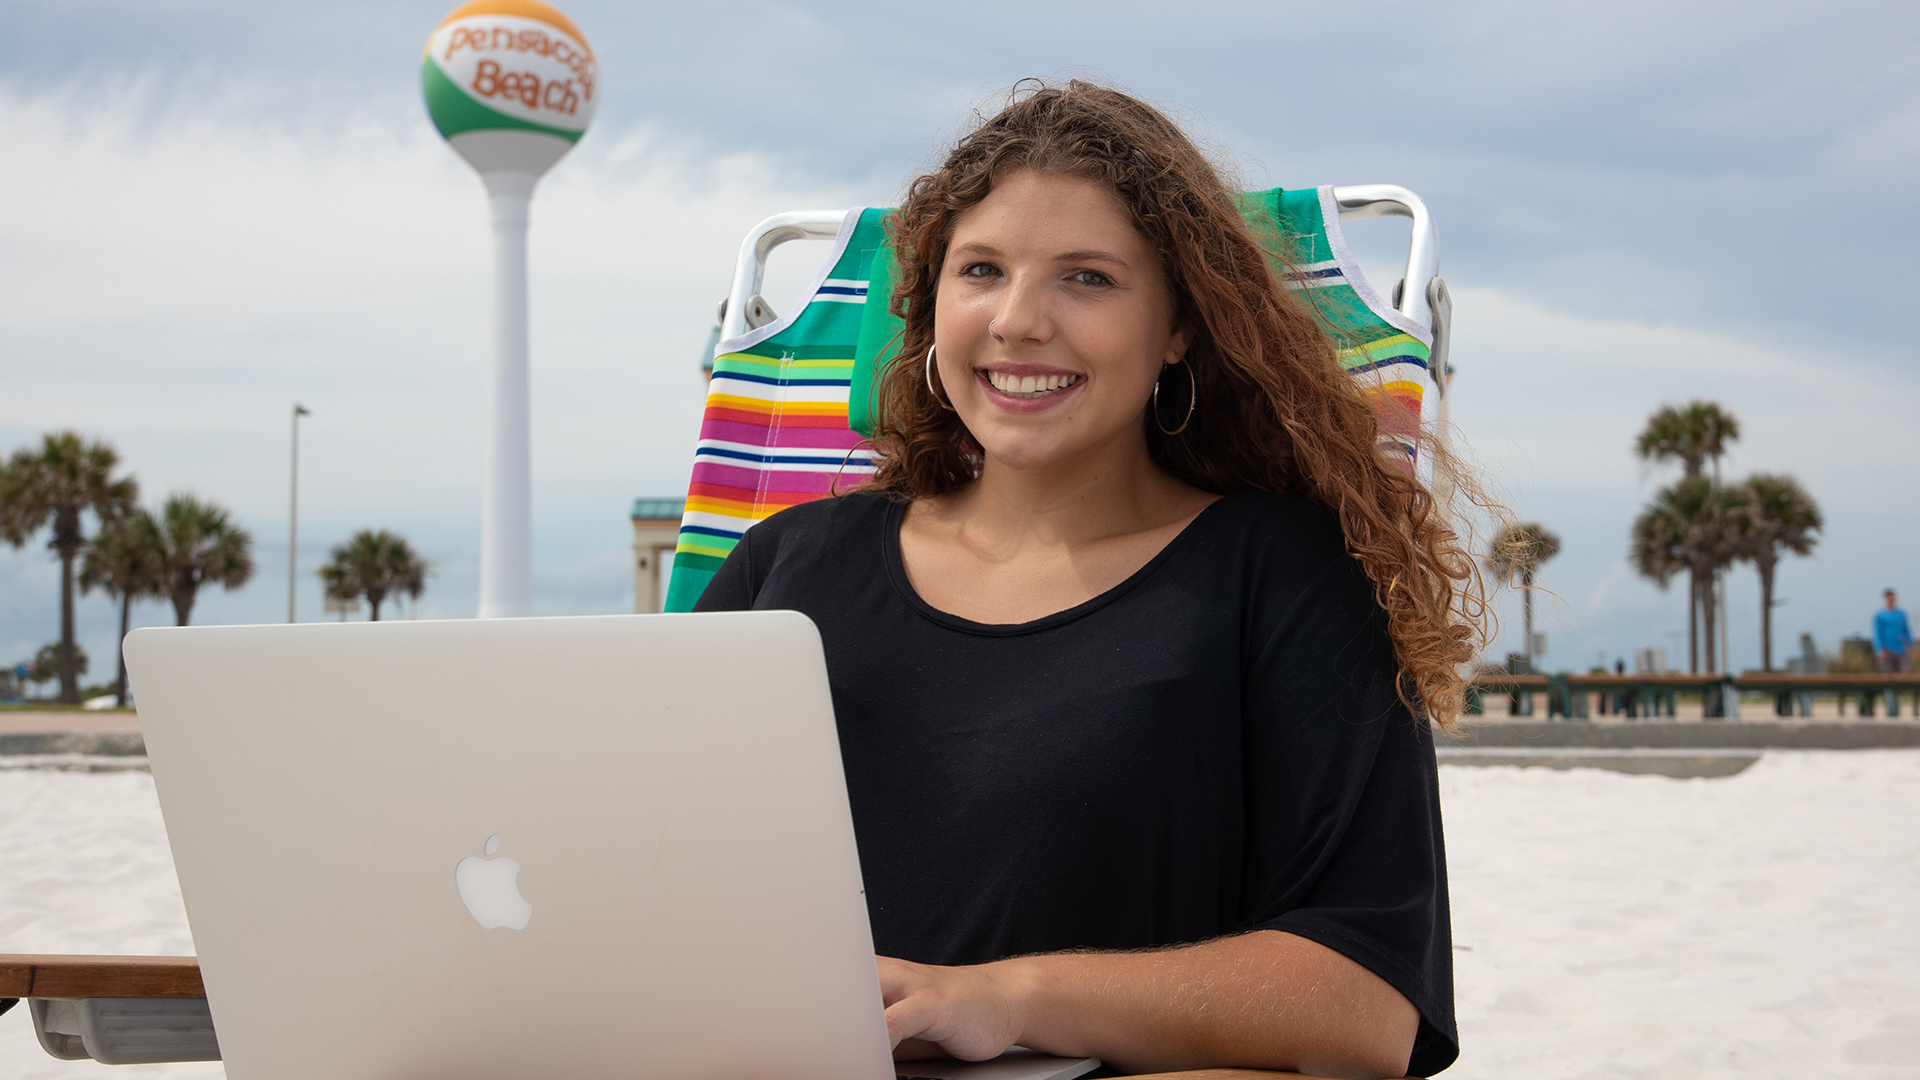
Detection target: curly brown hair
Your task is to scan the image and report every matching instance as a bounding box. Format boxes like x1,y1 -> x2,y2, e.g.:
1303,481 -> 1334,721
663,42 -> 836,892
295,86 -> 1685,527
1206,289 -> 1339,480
864,80 -> 1488,727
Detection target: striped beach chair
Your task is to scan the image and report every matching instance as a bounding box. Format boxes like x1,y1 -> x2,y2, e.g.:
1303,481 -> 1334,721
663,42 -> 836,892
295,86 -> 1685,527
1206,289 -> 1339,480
661,209 -> 888,612
1254,186 -> 1449,468
663,188 -> 1450,612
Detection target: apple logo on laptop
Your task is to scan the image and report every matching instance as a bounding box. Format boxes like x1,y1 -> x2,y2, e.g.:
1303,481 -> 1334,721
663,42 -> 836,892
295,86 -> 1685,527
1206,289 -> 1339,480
455,833 -> 533,930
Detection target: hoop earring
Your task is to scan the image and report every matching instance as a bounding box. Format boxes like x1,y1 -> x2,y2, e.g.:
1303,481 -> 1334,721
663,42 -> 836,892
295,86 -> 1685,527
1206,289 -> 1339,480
1152,362 -> 1196,436
925,343 -> 955,411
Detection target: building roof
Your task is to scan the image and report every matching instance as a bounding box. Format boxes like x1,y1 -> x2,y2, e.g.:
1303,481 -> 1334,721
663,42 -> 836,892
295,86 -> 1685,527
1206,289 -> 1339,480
631,497 -> 686,522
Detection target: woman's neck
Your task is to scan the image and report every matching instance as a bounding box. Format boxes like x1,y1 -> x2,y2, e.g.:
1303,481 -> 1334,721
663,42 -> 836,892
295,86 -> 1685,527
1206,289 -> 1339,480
897,439 -> 1216,624
896,430 -> 1218,623
930,438 -> 1208,548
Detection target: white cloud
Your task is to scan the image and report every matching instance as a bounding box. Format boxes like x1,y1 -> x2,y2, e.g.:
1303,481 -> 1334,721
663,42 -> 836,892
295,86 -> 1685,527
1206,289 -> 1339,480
1447,287 -> 1919,670
0,84 -> 856,669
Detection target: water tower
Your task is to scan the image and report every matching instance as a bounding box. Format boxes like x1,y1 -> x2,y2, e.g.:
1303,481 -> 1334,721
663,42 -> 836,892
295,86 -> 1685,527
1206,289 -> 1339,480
422,0 -> 596,617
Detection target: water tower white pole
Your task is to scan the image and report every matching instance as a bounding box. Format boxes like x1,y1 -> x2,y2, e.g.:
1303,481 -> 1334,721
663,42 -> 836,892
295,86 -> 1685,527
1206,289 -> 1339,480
421,0 -> 594,620
479,174 -> 537,619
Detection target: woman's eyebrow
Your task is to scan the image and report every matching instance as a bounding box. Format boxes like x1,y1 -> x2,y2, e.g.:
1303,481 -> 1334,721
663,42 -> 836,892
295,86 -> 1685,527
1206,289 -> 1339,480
1054,249 -> 1133,270
950,241 -> 1003,259
949,241 -> 1135,271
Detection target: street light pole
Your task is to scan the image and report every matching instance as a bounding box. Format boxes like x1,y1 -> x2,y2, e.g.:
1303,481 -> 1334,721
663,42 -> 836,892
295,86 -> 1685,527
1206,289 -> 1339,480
289,404 -> 310,622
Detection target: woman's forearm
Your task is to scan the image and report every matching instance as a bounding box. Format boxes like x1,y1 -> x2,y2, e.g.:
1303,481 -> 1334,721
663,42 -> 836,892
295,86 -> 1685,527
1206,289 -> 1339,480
992,930 -> 1417,1079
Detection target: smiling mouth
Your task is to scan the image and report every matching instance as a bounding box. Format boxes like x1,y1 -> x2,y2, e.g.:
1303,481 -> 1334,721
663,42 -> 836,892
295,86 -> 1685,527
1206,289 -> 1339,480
984,371 -> 1082,398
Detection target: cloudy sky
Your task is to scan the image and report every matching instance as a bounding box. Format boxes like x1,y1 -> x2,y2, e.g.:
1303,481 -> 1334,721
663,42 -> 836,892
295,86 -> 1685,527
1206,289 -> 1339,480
1,0 -> 1915,686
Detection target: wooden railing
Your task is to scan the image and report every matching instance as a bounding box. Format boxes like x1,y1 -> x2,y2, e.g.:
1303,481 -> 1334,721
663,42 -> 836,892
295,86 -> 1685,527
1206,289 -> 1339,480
1466,672 -> 1920,720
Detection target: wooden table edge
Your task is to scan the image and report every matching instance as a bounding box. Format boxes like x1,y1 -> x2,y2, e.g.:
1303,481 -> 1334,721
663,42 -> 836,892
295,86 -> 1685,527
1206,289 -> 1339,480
0,954 -> 204,998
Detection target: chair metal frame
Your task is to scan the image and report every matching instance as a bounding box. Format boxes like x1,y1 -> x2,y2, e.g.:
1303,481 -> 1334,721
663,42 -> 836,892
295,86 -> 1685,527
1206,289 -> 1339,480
716,187 -> 1452,408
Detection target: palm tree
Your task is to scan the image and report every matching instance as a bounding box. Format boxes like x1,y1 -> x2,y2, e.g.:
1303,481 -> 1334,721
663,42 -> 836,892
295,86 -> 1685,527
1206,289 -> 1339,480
1630,478 -> 1747,674
1733,474 -> 1822,671
80,510 -> 167,705
1635,401 -> 1741,481
28,642 -> 87,699
318,530 -> 429,621
1636,401 -> 1741,672
1486,522 -> 1562,662
154,494 -> 255,625
0,433 -> 138,703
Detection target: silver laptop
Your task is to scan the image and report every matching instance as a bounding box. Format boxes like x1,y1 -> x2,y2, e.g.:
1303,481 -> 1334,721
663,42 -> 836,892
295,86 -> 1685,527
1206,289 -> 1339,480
127,612 -> 1098,1080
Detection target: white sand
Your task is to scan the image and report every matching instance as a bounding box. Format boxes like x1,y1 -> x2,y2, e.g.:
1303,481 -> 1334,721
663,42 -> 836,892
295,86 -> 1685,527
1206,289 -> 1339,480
3,753 -> 1918,1078
1442,751 -> 1920,1078
0,770 -> 216,1079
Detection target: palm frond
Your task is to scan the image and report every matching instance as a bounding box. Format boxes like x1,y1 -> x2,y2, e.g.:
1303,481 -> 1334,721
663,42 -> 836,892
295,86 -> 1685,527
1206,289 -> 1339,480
1486,522 -> 1562,581
153,493 -> 256,625
317,529 -> 431,619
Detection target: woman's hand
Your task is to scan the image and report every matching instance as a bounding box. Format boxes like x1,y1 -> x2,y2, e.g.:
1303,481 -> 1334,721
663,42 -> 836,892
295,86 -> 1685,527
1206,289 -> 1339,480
875,932 -> 1418,1079
878,954 -> 1029,1061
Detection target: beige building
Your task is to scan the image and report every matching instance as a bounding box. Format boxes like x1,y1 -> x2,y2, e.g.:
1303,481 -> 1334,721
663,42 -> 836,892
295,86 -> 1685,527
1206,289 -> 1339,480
630,498 -> 686,613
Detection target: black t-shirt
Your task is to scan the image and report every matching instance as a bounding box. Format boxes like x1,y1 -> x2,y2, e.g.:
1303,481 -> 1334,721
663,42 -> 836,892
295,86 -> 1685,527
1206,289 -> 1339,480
694,490 -> 1457,1075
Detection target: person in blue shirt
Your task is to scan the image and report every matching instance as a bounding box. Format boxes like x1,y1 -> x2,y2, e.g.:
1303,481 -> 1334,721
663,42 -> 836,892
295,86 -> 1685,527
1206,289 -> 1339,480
1874,589 -> 1913,715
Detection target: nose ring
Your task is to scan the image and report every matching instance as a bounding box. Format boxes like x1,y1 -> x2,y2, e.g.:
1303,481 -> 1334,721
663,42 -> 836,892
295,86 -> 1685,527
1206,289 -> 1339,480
988,319 -> 1003,340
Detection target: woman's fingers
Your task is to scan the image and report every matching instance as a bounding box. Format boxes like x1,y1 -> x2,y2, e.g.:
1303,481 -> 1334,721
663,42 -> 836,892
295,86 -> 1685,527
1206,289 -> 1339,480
884,982 -> 941,1049
878,955 -> 945,1051
894,1037 -> 947,1060
876,954 -> 1023,1061
877,954 -> 930,1006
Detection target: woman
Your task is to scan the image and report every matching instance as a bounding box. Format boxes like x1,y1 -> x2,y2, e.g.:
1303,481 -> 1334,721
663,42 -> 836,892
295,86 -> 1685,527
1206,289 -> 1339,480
696,81 -> 1480,1079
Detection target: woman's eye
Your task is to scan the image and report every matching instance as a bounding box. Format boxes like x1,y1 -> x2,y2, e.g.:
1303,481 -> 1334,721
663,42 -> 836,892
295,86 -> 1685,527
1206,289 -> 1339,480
1072,270 -> 1112,288
959,263 -> 1000,280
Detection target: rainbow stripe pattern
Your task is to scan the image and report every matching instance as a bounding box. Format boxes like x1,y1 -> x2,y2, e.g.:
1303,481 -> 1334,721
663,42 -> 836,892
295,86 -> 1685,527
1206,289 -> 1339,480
662,209 -> 886,612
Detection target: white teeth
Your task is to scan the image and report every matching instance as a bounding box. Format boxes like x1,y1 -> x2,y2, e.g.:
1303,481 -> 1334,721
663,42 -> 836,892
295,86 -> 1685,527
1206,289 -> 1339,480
987,371 -> 1080,397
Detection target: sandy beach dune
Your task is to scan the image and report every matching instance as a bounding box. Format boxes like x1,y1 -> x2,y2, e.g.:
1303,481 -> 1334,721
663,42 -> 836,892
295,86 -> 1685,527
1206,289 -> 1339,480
3,752 -> 1918,1078
1443,751 -> 1920,1078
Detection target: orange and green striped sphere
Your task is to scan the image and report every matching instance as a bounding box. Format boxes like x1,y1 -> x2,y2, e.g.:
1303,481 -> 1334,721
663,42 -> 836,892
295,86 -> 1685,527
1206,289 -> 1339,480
422,0 -> 597,145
